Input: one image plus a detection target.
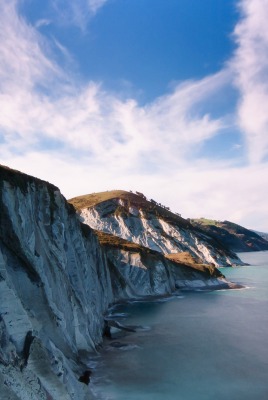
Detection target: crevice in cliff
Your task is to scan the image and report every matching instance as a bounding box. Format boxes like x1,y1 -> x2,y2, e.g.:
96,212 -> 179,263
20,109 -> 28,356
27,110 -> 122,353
21,331 -> 35,368
107,258 -> 127,294
78,370 -> 92,385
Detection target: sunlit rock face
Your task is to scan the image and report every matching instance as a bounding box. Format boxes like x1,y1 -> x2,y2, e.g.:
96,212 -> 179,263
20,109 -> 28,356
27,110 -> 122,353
103,244 -> 233,300
72,192 -> 243,267
0,168 -> 238,399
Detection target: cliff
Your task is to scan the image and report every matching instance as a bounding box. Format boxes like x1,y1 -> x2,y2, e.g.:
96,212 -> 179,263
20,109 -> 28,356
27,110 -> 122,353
0,166 -> 239,399
94,230 -> 233,296
252,230 -> 268,243
0,166 -> 115,399
69,190 -> 243,267
190,219 -> 268,252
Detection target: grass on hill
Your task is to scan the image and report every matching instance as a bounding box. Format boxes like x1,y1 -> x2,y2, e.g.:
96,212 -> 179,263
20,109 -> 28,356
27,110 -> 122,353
190,218 -> 219,226
94,229 -> 222,277
165,252 -> 222,277
69,190 -> 130,210
94,229 -> 156,254
69,190 -> 190,228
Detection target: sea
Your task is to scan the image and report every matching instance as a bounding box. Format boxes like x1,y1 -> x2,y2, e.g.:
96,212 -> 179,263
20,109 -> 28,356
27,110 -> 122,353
91,251 -> 268,400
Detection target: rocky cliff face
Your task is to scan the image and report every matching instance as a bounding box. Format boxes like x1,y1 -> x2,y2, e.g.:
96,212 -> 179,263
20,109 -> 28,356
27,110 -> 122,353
0,166 -> 114,399
69,191 -> 243,267
0,167 -> 239,399
191,219 -> 268,252
95,230 -> 233,298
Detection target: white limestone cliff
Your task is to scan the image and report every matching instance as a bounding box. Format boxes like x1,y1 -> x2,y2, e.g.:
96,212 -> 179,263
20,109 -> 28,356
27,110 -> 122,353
77,196 -> 243,267
0,168 -> 115,399
0,167 -> 239,399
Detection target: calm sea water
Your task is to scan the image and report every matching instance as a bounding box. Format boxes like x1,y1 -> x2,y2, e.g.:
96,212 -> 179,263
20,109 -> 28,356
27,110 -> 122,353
91,251 -> 268,400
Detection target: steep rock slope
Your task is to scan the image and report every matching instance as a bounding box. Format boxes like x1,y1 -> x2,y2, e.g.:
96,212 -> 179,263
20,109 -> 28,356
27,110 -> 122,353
191,219 -> 268,252
252,230 -> 268,243
95,230 -> 234,296
69,191 -> 243,267
0,166 -> 237,399
0,166 -> 114,400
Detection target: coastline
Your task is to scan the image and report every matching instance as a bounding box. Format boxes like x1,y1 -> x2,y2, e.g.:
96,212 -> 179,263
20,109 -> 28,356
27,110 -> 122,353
87,273 -> 245,397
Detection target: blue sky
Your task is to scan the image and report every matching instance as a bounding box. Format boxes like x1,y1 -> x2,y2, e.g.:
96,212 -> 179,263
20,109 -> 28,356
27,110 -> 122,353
1,0 -> 268,231
22,0 -> 238,101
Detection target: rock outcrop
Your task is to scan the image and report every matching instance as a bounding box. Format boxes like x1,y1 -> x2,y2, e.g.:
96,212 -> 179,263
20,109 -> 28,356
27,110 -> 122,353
69,191 -> 243,267
0,166 -> 240,399
0,166 -> 114,399
251,230 -> 268,245
95,230 -> 234,298
190,219 -> 268,252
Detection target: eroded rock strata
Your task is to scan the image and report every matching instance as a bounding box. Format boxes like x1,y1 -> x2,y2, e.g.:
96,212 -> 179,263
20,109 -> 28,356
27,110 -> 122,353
0,166 -> 113,399
0,166 -> 239,399
190,219 -> 268,252
69,190 -> 243,267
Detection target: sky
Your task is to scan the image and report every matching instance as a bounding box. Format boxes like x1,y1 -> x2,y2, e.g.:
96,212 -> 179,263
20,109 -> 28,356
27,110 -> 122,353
0,0 -> 268,231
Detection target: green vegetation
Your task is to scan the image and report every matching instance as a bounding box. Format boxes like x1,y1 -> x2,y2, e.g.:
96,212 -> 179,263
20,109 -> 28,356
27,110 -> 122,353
94,230 -> 222,278
94,229 -> 157,255
190,218 -> 219,226
165,252 -> 223,278
165,252 -> 201,264
69,190 -> 130,209
191,218 -> 268,252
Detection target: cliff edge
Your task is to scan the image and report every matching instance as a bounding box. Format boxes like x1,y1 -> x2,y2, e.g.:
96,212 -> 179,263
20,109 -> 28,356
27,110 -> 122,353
0,167 -> 240,399
69,190 -> 243,267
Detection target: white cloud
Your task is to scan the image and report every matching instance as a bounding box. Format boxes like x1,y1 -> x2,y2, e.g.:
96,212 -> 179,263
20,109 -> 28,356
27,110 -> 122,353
51,0 -> 108,29
232,0 -> 268,164
0,0 -> 268,231
3,149 -> 268,232
0,1 -> 227,173
35,19 -> 52,29
0,1 -> 63,91
87,0 -> 108,15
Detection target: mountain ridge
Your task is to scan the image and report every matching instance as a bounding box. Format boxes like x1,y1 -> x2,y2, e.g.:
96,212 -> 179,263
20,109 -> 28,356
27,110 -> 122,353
69,190 -> 243,267
190,218 -> 268,252
69,190 -> 190,229
70,190 -> 267,257
252,230 -> 268,242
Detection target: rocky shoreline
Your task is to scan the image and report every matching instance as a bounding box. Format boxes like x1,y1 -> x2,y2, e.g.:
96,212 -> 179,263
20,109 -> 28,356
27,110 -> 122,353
0,165 -> 247,399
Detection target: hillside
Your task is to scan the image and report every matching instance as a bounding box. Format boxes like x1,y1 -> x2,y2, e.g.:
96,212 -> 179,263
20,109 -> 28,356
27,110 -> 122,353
69,190 -> 191,229
94,229 -> 223,278
252,230 -> 268,242
69,191 -> 243,267
191,219 -> 268,252
0,165 -> 240,399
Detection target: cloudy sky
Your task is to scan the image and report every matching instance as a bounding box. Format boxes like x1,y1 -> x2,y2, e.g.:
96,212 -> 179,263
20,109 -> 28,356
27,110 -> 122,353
1,0 -> 268,231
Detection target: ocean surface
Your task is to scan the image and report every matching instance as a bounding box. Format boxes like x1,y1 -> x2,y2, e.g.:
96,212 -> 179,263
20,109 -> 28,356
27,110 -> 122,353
91,251 -> 268,400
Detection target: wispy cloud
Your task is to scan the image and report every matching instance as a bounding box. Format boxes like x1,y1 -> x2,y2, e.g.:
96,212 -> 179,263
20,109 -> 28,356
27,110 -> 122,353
51,0 -> 108,29
0,1 -> 63,91
35,19 -> 52,29
0,0 -> 268,230
231,0 -> 268,164
0,1 -> 227,173
87,0 -> 109,15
